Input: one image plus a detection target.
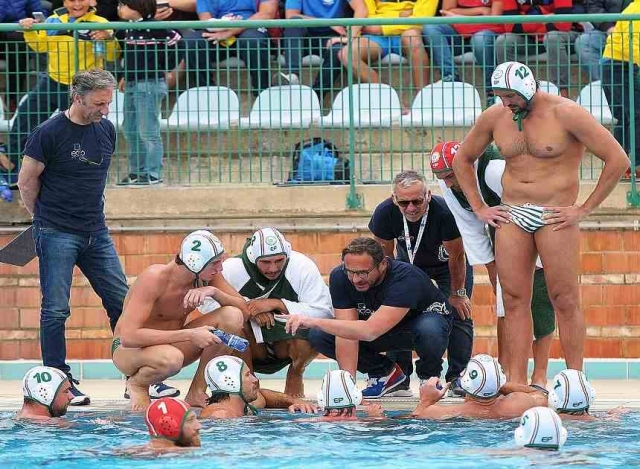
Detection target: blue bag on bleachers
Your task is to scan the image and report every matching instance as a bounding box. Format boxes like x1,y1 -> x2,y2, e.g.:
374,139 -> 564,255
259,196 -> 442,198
288,138 -> 349,184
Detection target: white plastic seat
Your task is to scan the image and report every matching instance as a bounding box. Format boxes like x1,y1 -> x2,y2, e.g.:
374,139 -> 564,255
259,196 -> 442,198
0,97 -> 8,132
240,85 -> 321,129
164,86 -> 240,130
401,82 -> 482,127
321,83 -> 403,128
106,89 -> 125,129
576,80 -> 615,125
379,53 -> 407,66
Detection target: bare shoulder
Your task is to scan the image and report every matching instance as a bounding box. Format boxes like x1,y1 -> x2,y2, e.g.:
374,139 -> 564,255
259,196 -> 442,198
132,264 -> 171,290
549,95 -> 594,124
199,406 -> 229,420
476,104 -> 505,128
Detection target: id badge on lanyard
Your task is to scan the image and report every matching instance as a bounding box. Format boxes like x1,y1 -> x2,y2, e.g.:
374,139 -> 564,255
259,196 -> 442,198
403,211 -> 427,265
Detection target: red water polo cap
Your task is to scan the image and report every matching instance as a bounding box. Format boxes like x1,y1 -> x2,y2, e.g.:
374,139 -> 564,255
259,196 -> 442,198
145,397 -> 192,441
430,141 -> 461,174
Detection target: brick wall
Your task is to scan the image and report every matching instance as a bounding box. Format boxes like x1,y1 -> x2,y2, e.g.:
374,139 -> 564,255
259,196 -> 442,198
0,230 -> 638,360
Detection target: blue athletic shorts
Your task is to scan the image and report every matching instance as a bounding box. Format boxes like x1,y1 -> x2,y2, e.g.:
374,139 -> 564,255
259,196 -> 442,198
363,35 -> 402,58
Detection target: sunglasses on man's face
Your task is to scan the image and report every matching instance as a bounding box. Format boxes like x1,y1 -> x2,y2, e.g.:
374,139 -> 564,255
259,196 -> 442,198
395,197 -> 426,208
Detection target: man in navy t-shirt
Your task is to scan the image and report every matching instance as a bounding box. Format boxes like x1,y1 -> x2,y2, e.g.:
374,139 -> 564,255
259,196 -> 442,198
17,69 -> 177,406
278,237 -> 453,398
278,0 -> 368,100
369,170 -> 474,398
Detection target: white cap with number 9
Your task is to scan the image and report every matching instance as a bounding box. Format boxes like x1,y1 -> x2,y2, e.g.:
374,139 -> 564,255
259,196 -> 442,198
22,366 -> 69,408
179,230 -> 225,275
459,354 -> 506,399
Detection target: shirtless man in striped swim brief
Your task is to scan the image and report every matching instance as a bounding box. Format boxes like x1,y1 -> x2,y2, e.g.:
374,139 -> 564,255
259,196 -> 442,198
451,61 -> 629,384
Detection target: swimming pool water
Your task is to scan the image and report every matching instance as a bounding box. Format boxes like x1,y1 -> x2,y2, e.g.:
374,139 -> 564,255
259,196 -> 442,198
1,410 -> 638,468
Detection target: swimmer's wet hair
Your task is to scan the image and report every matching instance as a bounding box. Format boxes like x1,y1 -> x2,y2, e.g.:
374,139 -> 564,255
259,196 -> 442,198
392,170 -> 427,191
208,393 -> 230,405
341,237 -> 385,264
324,408 -> 355,418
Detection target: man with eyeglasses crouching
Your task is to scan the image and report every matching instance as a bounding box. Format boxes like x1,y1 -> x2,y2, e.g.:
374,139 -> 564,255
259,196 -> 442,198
365,170 -> 474,398
278,237 -> 454,400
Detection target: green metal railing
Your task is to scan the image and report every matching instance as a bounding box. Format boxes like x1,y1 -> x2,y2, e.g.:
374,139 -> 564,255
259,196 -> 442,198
0,14 -> 638,207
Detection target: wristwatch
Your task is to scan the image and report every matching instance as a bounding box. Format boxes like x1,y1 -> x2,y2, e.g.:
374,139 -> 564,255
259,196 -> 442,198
452,288 -> 467,298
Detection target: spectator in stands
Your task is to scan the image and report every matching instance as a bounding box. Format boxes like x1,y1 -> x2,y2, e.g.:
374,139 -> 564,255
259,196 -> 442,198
97,0 -> 198,22
422,0 -> 504,105
337,0 -> 436,111
600,0 -> 640,179
115,0 -> 182,186
6,0 -> 119,184
574,0 -> 624,81
195,0 -> 279,95
495,0 -> 577,98
276,0 -> 368,101
1,0 -> 48,113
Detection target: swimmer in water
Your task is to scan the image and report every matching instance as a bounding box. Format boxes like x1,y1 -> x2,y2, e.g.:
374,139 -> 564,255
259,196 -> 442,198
145,397 -> 202,450
200,356 -> 317,419
15,366 -> 74,423
514,406 -> 568,450
412,354 -> 548,420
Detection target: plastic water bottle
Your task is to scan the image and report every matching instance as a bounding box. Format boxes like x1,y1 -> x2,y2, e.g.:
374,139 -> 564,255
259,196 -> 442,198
210,328 -> 249,352
94,40 -> 105,59
0,176 -> 12,203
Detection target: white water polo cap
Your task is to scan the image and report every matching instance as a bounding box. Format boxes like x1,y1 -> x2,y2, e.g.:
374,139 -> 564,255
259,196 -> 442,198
514,407 -> 568,450
205,355 -> 245,395
317,370 -> 362,411
491,61 -> 537,103
245,228 -> 291,263
22,366 -> 68,408
548,369 -> 596,414
179,230 -> 225,275
460,354 -> 507,399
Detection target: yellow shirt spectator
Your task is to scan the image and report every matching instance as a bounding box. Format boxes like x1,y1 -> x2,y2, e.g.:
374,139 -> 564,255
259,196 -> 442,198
602,0 -> 640,66
364,0 -> 439,36
23,7 -> 119,85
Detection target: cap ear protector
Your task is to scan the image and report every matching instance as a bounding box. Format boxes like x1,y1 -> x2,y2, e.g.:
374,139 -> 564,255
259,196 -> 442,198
514,407 -> 568,450
429,141 -> 460,175
245,228 -> 292,264
459,354 -> 507,399
145,397 -> 193,441
22,366 -> 69,412
548,369 -> 596,414
179,230 -> 225,280
317,370 -> 362,411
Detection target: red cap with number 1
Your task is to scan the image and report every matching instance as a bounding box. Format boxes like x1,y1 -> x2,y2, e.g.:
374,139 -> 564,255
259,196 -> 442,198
145,397 -> 192,440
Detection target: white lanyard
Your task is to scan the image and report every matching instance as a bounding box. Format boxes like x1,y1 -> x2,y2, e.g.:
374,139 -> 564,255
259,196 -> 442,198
403,209 -> 428,265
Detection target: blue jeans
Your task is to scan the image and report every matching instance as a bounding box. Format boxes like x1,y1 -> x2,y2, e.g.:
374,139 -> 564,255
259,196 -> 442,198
281,26 -> 343,99
33,223 -> 128,375
309,309 -> 454,379
388,262 -> 474,382
600,58 -> 640,168
123,79 -> 168,179
574,31 -> 607,81
422,24 -> 498,89
6,75 -> 69,184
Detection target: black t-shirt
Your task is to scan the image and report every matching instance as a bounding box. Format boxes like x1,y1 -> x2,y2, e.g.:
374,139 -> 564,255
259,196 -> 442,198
24,113 -> 116,234
329,259 -> 450,319
369,196 -> 461,269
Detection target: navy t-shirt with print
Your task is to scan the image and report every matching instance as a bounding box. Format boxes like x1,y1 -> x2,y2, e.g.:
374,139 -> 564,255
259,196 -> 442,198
329,259 -> 450,319
369,196 -> 461,269
23,113 -> 116,234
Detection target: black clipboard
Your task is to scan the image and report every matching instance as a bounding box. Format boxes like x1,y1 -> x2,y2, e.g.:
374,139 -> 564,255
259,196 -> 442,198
0,226 -> 36,266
